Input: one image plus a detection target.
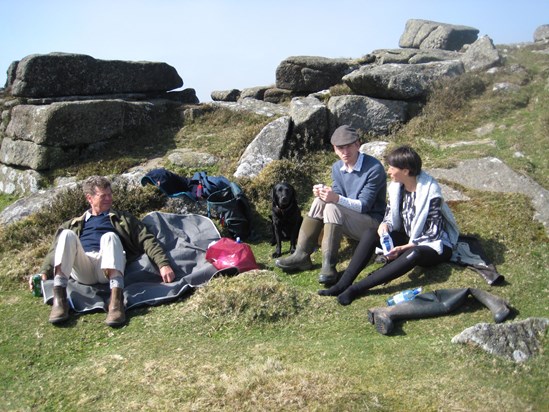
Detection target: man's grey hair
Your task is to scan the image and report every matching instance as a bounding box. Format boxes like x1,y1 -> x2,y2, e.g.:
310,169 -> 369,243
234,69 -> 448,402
82,176 -> 111,196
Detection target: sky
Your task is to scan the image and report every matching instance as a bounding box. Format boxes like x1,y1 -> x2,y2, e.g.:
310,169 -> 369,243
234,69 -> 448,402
1,0 -> 548,102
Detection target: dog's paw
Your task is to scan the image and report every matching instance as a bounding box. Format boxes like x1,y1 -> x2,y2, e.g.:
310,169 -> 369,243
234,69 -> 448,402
290,246 -> 297,254
272,251 -> 282,258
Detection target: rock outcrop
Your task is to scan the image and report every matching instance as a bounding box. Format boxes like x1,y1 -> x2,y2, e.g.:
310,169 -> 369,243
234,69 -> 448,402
6,52 -> 183,97
452,318 -> 549,362
534,24 -> 549,42
0,52 -> 197,194
275,56 -> 356,93
343,60 -> 464,100
398,19 -> 479,51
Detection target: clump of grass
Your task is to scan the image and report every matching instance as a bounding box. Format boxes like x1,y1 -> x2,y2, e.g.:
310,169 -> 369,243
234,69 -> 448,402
243,154 -> 333,218
0,193 -> 20,213
404,73 -> 488,137
180,356 -> 376,411
328,83 -> 354,97
188,271 -> 311,327
176,107 -> 271,175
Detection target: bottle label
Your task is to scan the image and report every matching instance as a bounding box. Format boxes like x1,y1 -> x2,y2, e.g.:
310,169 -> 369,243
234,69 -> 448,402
393,293 -> 406,304
381,234 -> 393,255
32,274 -> 43,297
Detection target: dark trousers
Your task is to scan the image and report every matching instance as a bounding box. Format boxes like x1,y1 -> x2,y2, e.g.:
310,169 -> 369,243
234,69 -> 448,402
344,229 -> 452,293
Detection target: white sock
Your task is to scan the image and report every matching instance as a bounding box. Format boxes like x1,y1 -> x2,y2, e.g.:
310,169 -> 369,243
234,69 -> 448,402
53,274 -> 68,288
109,273 -> 124,289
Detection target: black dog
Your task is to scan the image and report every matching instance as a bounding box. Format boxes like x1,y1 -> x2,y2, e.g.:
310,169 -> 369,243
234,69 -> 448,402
270,182 -> 303,258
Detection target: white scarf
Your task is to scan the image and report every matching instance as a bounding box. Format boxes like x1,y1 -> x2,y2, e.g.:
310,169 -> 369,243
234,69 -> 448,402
388,171 -> 459,254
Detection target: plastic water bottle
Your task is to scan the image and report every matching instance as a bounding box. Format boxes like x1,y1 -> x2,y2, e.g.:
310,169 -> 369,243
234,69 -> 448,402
386,287 -> 422,306
381,231 -> 394,255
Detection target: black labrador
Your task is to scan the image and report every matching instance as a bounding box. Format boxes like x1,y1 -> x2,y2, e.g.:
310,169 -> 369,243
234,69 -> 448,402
270,182 -> 303,258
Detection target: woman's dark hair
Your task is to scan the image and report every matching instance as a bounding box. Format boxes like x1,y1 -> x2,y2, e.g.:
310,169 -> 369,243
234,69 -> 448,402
385,145 -> 422,176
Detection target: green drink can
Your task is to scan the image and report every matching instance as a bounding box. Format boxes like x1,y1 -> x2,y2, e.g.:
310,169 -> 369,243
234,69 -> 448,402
32,274 -> 43,297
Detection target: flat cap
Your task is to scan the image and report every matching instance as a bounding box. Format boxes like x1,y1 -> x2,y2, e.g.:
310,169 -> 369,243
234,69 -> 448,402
330,125 -> 359,146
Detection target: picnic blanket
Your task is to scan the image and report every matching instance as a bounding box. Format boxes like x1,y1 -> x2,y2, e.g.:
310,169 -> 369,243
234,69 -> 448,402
41,212 -> 222,312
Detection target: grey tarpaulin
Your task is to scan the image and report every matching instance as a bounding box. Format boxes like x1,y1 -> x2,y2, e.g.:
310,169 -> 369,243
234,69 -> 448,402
41,212 -> 222,312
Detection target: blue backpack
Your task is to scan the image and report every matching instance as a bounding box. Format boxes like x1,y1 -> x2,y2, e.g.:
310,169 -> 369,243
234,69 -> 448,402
206,181 -> 253,240
141,168 -> 253,240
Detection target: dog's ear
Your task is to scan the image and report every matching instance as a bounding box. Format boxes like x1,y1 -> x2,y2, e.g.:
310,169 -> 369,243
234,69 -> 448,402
290,186 -> 297,205
286,183 -> 295,197
272,184 -> 278,206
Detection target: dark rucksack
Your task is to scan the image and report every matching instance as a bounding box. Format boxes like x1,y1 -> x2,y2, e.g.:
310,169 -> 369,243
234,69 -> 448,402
141,168 -> 231,201
140,168 -> 191,197
190,171 -> 231,200
141,168 -> 253,240
206,181 -> 253,240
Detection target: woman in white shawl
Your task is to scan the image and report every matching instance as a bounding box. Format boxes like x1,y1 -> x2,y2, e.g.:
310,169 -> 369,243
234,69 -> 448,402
319,145 -> 459,305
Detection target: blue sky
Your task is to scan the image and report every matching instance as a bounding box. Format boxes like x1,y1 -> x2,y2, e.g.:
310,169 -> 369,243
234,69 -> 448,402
1,0 -> 547,102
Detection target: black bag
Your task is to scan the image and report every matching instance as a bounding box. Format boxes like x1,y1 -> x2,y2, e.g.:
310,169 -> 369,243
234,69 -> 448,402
207,182 -> 253,240
140,168 -> 191,197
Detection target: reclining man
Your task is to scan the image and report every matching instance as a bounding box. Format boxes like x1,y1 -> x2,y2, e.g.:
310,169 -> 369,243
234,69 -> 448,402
276,125 -> 387,286
36,175 -> 175,327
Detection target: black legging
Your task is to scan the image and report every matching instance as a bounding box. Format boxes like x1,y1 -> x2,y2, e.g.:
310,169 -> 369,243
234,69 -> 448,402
319,228 -> 452,305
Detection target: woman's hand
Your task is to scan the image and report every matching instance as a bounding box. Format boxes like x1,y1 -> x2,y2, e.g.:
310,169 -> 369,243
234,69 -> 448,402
377,223 -> 389,237
385,243 -> 415,261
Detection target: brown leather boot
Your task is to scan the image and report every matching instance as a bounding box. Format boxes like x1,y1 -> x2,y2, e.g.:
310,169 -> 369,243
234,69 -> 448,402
105,287 -> 126,327
49,286 -> 69,324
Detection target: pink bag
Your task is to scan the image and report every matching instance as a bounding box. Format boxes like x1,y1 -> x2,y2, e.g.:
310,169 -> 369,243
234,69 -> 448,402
205,238 -> 259,273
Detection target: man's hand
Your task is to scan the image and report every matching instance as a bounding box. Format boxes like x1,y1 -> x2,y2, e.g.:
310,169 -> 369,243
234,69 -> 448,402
317,185 -> 339,204
28,273 -> 47,292
159,265 -> 176,283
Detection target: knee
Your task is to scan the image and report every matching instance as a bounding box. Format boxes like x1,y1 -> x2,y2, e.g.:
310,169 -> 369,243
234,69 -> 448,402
58,229 -> 78,243
100,232 -> 122,245
308,197 -> 326,217
402,247 -> 431,265
323,203 -> 343,223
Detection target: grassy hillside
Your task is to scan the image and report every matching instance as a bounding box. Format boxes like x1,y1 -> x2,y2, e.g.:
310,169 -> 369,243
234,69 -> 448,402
0,42 -> 547,411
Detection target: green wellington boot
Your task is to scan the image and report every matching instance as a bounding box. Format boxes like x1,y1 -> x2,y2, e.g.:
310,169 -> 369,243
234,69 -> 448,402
317,223 -> 343,286
275,216 -> 323,272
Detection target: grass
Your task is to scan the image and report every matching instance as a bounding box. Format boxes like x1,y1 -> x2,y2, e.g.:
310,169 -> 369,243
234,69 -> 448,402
0,43 -> 548,411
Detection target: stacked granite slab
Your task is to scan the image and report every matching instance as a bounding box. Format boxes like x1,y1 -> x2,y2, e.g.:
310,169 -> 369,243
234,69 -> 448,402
0,52 -> 195,195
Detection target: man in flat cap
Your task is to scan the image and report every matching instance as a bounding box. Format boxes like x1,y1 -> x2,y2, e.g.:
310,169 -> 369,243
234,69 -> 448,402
276,125 -> 387,285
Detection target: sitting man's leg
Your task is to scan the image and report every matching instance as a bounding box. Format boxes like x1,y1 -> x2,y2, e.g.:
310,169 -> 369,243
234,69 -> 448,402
49,230 -> 95,324
275,198 -> 324,272
318,203 -> 379,286
99,232 -> 127,327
